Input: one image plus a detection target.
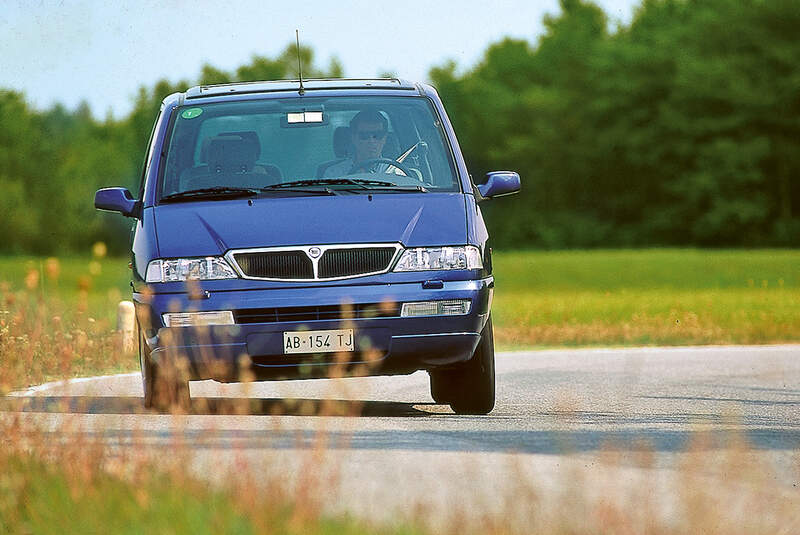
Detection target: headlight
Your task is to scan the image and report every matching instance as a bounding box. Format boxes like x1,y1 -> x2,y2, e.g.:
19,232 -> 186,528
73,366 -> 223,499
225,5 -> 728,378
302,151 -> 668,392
145,257 -> 238,283
393,246 -> 483,272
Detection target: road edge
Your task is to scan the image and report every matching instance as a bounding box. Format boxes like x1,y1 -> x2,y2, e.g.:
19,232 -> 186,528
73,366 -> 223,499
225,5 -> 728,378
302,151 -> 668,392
9,344 -> 800,397
8,372 -> 140,397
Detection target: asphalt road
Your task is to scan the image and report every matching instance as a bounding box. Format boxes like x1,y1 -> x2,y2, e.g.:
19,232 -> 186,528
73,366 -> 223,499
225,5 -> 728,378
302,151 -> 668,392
4,345 -> 800,527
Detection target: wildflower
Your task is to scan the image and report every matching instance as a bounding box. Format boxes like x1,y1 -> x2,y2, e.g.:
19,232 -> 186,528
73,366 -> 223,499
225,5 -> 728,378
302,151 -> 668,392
92,241 -> 108,259
45,257 -> 61,280
24,269 -> 39,290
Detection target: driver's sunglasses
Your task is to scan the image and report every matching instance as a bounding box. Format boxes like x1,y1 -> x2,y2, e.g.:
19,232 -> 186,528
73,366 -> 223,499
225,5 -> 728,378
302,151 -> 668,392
357,130 -> 387,140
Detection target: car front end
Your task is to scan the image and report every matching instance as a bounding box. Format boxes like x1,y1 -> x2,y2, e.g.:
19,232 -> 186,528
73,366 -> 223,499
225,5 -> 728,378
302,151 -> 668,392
136,254 -> 493,382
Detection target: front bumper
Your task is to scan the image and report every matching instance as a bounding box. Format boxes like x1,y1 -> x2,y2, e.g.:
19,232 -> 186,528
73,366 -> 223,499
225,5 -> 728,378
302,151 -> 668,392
134,278 -> 492,381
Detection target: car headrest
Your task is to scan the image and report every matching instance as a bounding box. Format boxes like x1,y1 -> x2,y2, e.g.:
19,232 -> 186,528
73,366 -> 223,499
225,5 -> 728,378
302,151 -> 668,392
384,132 -> 401,159
198,137 -> 213,163
219,131 -> 261,159
333,126 -> 351,158
207,136 -> 257,173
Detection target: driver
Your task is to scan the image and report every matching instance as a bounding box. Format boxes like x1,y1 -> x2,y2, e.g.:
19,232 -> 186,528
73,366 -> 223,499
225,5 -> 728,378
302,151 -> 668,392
323,109 -> 391,177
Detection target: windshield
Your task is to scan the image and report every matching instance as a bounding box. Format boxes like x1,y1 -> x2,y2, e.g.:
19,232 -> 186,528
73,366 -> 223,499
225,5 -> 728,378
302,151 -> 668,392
159,95 -> 460,199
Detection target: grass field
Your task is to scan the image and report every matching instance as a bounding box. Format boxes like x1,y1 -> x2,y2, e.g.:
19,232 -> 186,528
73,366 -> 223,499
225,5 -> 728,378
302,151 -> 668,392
0,253 -> 129,324
492,249 -> 800,348
1,249 -> 798,389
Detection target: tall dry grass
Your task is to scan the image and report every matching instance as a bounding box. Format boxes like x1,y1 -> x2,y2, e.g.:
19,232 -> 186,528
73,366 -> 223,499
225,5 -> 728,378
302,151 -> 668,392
0,258 -> 133,394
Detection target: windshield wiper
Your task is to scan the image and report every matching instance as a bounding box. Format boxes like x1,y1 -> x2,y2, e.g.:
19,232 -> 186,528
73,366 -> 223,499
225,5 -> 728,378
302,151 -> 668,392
264,178 -> 385,189
259,185 -> 337,196
339,178 -> 427,192
160,187 -> 259,203
270,178 -> 427,193
353,184 -> 428,193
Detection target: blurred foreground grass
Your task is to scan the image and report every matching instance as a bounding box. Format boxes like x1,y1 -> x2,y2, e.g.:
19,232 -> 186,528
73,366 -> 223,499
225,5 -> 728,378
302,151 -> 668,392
2,412 -> 797,534
0,446 -> 419,535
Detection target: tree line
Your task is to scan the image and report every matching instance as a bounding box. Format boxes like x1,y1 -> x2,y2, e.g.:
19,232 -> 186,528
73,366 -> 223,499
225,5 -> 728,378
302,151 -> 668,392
1,0 -> 798,254
435,0 -> 800,248
0,46 -> 342,255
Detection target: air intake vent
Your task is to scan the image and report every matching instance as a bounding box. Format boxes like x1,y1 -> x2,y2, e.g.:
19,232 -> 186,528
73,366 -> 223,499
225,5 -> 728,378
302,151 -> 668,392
319,247 -> 396,279
234,251 -> 313,279
235,302 -> 401,324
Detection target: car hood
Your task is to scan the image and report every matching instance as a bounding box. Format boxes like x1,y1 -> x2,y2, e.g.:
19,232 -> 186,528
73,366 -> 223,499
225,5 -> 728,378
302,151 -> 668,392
152,193 -> 468,257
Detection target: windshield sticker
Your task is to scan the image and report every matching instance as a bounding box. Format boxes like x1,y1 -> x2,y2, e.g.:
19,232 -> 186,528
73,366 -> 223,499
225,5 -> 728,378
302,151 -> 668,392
181,108 -> 203,119
287,111 -> 323,123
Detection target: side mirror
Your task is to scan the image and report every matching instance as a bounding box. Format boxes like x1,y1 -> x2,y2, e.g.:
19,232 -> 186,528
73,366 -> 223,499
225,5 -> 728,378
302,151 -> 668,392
95,187 -> 139,218
477,171 -> 520,200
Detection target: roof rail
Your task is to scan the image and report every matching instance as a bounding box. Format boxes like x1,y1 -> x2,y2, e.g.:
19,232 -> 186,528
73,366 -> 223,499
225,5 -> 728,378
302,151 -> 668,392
185,78 -> 417,99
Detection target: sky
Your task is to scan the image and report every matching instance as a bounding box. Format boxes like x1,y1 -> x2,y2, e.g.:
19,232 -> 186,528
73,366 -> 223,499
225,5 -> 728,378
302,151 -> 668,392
1,0 -> 639,119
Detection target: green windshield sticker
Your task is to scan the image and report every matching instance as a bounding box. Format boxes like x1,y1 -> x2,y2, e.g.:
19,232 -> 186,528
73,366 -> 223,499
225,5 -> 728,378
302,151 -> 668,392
181,108 -> 203,119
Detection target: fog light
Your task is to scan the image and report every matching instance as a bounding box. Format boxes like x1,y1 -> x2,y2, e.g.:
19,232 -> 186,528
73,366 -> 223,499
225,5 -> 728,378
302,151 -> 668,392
400,299 -> 471,317
163,311 -> 235,327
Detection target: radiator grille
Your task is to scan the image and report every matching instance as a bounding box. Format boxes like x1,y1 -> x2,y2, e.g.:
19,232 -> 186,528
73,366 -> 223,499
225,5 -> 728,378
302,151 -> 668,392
318,247 -> 396,278
234,251 -> 313,279
229,244 -> 399,280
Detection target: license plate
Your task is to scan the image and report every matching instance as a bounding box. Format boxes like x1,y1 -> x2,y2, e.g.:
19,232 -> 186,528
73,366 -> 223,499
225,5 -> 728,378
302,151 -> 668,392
283,329 -> 354,354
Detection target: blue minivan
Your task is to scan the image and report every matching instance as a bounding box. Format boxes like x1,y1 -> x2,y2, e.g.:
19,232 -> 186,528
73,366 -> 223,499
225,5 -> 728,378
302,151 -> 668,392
95,79 -> 520,414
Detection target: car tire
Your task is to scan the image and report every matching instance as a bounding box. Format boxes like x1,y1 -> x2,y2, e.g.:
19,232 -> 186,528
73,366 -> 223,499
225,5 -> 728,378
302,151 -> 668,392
429,369 -> 455,404
447,316 -> 495,415
138,323 -> 190,413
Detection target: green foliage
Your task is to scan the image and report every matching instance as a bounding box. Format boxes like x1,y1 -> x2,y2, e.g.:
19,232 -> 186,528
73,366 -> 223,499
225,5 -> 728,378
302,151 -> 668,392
433,0 -> 800,248
0,92 -> 51,251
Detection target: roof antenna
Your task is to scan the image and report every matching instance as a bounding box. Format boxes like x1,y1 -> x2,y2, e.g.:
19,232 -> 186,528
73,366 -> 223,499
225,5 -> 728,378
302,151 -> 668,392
295,29 -> 305,95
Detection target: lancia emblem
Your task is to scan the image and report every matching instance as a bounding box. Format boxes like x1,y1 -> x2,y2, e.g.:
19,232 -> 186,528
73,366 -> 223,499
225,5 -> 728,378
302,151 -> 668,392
308,247 -> 322,258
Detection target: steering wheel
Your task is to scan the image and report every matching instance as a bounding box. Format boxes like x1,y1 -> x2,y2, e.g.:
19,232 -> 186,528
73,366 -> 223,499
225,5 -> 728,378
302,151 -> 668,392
348,158 -> 416,178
